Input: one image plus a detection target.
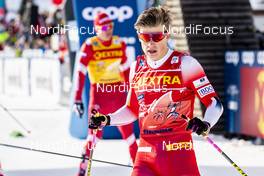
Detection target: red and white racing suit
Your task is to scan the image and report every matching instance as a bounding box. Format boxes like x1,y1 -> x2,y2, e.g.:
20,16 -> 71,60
110,49 -> 223,176
75,35 -> 138,163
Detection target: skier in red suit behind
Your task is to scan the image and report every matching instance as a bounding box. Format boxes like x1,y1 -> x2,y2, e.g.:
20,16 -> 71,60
73,12 -> 138,176
88,7 -> 223,176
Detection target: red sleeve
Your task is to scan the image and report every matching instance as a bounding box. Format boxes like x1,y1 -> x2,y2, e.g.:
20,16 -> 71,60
182,56 -> 217,107
120,41 -> 130,83
74,41 -> 92,102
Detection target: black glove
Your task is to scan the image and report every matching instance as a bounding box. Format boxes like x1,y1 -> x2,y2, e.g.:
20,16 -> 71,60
73,102 -> 84,117
89,114 -> 110,129
186,117 -> 210,135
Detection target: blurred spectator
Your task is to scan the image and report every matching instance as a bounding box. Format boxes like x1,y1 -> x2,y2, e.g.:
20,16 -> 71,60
58,34 -> 67,64
6,18 -> 20,46
1,0 -> 68,60
0,19 -> 9,50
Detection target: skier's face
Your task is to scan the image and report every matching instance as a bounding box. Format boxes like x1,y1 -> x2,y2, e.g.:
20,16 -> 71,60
137,25 -> 169,61
95,22 -> 114,41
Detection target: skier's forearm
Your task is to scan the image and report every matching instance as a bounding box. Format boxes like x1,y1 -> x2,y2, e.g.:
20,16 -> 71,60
74,71 -> 85,101
109,105 -> 137,126
74,56 -> 88,101
203,97 -> 223,127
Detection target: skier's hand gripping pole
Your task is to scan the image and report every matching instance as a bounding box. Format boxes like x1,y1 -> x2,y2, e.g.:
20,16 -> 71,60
89,110 -> 110,130
184,115 -> 210,136
182,115 -> 248,176
86,109 -> 101,176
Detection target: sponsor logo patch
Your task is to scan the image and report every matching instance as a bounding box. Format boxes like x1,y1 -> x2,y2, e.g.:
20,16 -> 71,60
163,140 -> 193,151
197,84 -> 214,98
193,76 -> 209,88
139,59 -> 145,66
113,38 -> 121,45
171,56 -> 179,64
137,94 -> 144,100
143,128 -> 173,135
93,41 -> 99,46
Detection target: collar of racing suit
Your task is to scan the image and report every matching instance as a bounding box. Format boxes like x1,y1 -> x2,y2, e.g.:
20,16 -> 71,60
97,36 -> 113,46
146,49 -> 174,69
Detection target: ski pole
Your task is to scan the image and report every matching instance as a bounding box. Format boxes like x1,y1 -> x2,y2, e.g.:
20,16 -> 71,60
204,135 -> 248,176
86,129 -> 97,176
0,143 -> 132,168
86,109 -> 100,176
181,115 -> 248,176
0,104 -> 31,134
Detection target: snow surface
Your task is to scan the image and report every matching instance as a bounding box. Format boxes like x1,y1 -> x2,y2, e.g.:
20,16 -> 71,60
0,95 -> 263,176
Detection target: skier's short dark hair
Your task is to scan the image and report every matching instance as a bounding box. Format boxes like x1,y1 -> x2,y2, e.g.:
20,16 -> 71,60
134,6 -> 171,31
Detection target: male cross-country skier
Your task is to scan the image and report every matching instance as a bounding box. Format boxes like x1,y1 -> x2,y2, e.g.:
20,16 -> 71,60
88,7 -> 223,176
73,12 -> 138,176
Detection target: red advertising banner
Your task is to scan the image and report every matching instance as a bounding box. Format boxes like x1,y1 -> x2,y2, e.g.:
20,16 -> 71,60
240,67 -> 264,138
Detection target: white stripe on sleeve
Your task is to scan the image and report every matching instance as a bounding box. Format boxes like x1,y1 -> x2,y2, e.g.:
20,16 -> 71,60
109,105 -> 137,126
203,97 -> 223,127
77,63 -> 87,75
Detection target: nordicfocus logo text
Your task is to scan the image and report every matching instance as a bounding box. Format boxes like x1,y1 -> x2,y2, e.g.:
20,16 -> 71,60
82,6 -> 133,22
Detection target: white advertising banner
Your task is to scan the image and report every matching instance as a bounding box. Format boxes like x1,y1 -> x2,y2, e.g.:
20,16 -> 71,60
4,58 -> 29,96
30,59 -> 61,102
